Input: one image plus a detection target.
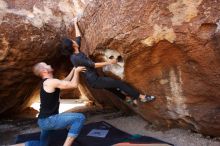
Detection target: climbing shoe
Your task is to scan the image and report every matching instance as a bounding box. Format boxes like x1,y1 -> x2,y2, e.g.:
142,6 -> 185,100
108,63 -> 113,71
140,95 -> 156,103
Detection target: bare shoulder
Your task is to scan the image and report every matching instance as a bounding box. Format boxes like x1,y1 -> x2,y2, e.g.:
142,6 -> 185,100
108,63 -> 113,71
43,78 -> 61,92
43,78 -> 60,88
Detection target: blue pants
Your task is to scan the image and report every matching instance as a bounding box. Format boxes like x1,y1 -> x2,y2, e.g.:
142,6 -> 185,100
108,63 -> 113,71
25,112 -> 85,146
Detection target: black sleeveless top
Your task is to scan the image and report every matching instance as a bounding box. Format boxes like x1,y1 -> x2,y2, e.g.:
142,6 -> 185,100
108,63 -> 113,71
38,78 -> 60,119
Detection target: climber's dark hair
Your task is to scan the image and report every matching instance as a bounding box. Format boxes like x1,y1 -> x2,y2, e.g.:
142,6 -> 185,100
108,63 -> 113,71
61,38 -> 73,56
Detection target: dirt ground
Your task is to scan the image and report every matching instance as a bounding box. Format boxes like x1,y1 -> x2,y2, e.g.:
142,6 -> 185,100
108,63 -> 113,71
0,111 -> 219,146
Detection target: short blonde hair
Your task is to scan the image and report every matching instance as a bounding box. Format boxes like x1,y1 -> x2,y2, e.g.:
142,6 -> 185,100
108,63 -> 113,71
33,62 -> 44,77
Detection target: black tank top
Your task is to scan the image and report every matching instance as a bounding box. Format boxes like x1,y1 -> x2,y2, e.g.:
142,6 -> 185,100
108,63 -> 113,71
38,78 -> 60,119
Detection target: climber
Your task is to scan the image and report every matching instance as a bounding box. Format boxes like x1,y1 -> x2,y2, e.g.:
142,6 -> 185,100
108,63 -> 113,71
61,18 -> 156,106
12,62 -> 86,146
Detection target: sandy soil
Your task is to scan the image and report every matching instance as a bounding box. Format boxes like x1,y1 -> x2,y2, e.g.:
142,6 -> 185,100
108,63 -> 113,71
0,111 -> 219,146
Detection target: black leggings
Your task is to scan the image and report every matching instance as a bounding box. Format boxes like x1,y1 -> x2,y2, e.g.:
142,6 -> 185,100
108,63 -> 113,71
91,77 -> 140,100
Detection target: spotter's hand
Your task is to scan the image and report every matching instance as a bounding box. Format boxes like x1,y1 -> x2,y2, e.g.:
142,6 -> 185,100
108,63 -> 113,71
75,66 -> 86,73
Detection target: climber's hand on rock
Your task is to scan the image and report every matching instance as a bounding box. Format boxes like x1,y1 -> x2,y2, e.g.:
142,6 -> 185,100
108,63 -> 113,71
73,17 -> 78,24
108,58 -> 117,64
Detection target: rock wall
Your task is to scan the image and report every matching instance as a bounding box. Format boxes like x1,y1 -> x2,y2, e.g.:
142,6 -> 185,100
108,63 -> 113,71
0,0 -> 219,137
0,0 -> 88,115
78,0 -> 220,136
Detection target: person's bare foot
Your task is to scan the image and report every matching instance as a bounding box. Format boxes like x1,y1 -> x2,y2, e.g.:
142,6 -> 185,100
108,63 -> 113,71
133,99 -> 138,106
11,144 -> 25,146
